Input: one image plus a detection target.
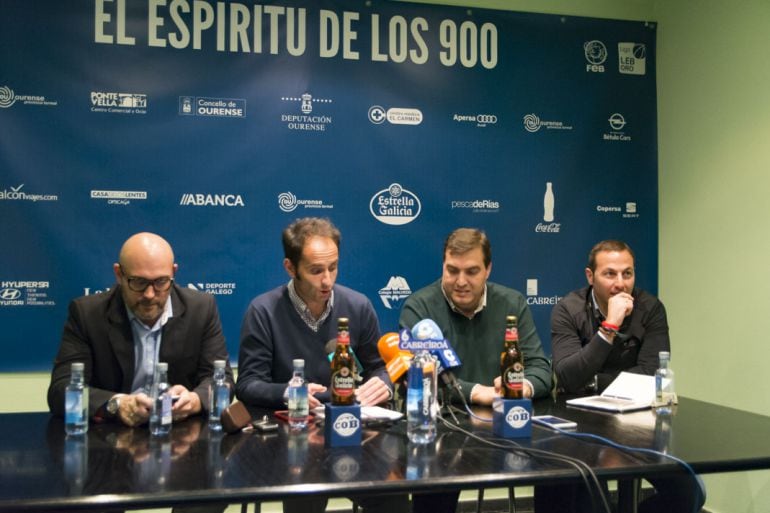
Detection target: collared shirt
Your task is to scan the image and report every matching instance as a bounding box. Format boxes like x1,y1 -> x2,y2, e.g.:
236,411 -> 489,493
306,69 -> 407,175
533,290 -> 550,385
440,280 -> 488,318
127,296 -> 173,394
287,279 -> 334,332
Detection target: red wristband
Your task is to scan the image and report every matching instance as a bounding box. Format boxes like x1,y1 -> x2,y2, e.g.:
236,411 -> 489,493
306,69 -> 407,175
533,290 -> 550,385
601,321 -> 619,332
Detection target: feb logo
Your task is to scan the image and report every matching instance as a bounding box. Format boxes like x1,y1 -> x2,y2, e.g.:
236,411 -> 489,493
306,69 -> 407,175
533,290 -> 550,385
369,183 -> 421,226
505,406 -> 530,429
333,413 -> 360,437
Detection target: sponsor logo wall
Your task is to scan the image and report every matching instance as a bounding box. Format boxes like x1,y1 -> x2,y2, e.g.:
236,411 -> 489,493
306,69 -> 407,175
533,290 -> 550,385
0,0 -> 657,370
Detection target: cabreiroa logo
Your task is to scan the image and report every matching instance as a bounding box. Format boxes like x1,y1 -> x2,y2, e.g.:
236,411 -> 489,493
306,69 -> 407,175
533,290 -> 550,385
369,183 -> 421,226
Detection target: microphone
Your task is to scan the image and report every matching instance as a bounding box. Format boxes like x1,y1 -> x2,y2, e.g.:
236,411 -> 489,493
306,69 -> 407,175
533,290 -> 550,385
325,338 -> 364,382
377,332 -> 413,385
410,319 -> 464,398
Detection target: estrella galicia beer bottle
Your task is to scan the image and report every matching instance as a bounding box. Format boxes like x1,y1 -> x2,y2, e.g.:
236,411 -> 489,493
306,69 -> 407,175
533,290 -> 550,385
331,317 -> 356,405
500,315 -> 525,399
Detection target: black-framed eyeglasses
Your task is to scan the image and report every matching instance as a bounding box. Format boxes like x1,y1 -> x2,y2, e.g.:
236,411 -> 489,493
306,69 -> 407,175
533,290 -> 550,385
124,276 -> 173,293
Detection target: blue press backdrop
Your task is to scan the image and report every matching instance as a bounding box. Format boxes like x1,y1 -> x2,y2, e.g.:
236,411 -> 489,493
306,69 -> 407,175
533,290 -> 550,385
0,0 -> 657,371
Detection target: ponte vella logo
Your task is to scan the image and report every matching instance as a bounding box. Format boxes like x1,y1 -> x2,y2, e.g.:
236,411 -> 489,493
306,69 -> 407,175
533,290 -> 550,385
369,184 -> 421,226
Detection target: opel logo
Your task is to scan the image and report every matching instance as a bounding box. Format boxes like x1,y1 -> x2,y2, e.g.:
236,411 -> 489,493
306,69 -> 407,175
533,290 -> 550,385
0,288 -> 21,300
608,113 -> 627,130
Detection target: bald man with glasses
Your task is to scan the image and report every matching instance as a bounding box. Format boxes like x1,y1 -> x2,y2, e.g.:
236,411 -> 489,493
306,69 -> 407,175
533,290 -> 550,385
48,232 -> 234,427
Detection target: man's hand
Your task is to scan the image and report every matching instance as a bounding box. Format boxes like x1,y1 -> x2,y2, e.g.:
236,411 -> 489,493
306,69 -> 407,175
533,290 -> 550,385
308,383 -> 327,409
169,385 -> 201,421
355,377 -> 391,406
472,378 -> 533,405
606,292 -> 634,327
117,392 -> 152,427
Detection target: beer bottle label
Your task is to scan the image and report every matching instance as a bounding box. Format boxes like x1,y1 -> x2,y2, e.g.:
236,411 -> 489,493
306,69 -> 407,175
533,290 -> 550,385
331,367 -> 355,397
503,362 -> 524,391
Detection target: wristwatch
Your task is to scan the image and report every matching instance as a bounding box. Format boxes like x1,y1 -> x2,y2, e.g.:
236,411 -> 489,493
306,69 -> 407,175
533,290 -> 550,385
106,395 -> 121,417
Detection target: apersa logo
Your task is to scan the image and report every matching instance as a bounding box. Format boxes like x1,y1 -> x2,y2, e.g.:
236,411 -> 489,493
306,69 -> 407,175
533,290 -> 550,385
369,183 -> 421,225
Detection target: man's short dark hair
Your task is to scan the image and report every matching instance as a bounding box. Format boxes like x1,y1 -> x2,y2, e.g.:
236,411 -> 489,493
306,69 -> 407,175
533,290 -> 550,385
282,217 -> 341,268
587,240 -> 635,272
443,228 -> 491,268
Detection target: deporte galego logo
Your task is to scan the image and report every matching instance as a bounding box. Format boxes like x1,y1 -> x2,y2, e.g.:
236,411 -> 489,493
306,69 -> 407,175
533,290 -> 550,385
369,184 -> 421,225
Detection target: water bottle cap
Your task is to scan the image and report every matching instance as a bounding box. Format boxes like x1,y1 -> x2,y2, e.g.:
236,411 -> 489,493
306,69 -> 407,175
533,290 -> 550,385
157,362 -> 168,371
214,360 -> 226,368
293,359 -> 305,368
71,362 -> 84,371
659,351 -> 670,360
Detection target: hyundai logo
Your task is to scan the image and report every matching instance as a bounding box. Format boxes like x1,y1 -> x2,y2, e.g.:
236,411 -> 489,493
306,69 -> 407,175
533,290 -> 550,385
0,288 -> 22,300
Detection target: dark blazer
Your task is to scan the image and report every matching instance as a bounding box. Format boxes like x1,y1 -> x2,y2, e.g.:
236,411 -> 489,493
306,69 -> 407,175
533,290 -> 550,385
47,284 -> 234,417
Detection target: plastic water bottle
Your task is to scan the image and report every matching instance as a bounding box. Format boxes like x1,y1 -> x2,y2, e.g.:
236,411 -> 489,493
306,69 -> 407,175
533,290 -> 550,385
655,351 -> 676,414
149,362 -> 172,436
65,362 -> 89,435
208,359 -> 230,431
406,351 -> 437,444
287,359 -> 309,430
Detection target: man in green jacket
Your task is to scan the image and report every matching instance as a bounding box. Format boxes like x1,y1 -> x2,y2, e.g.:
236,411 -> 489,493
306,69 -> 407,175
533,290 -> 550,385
399,227 -> 551,403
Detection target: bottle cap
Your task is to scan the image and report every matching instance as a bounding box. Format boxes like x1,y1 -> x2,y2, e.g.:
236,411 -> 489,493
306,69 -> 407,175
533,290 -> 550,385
293,358 -> 305,368
214,359 -> 226,368
71,362 -> 84,371
157,362 -> 168,371
659,351 -> 670,360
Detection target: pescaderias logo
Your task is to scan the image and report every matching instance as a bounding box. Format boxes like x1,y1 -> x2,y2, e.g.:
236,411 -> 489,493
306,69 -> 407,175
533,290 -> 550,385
179,193 -> 245,207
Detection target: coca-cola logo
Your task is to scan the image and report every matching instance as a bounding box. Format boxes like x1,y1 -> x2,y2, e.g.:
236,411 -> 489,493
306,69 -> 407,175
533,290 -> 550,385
535,222 -> 561,233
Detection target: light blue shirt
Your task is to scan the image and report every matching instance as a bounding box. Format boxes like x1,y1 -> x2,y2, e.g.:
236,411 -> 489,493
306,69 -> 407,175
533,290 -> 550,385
127,296 -> 173,394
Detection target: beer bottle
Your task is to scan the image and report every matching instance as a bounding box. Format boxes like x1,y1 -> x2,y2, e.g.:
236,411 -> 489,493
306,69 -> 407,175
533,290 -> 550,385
330,317 -> 356,405
500,315 -> 525,399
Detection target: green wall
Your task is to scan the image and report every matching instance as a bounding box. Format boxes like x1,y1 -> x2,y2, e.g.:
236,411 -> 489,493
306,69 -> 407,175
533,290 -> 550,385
5,1 -> 770,511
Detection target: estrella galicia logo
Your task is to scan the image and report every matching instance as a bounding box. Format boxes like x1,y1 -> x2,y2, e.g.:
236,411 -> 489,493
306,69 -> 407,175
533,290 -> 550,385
584,40 -> 607,72
369,183 -> 421,226
378,276 -> 412,309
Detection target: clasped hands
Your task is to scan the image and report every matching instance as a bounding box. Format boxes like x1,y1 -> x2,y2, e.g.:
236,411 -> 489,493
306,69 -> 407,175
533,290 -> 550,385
115,385 -> 201,427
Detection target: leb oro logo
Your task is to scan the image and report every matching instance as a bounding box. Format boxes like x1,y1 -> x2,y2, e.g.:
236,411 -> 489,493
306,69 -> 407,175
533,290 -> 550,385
505,406 -> 530,429
334,413 -> 360,437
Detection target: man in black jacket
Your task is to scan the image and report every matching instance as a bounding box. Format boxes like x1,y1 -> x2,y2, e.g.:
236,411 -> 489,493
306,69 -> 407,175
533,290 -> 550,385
47,232 -> 234,427
540,240 -> 704,513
